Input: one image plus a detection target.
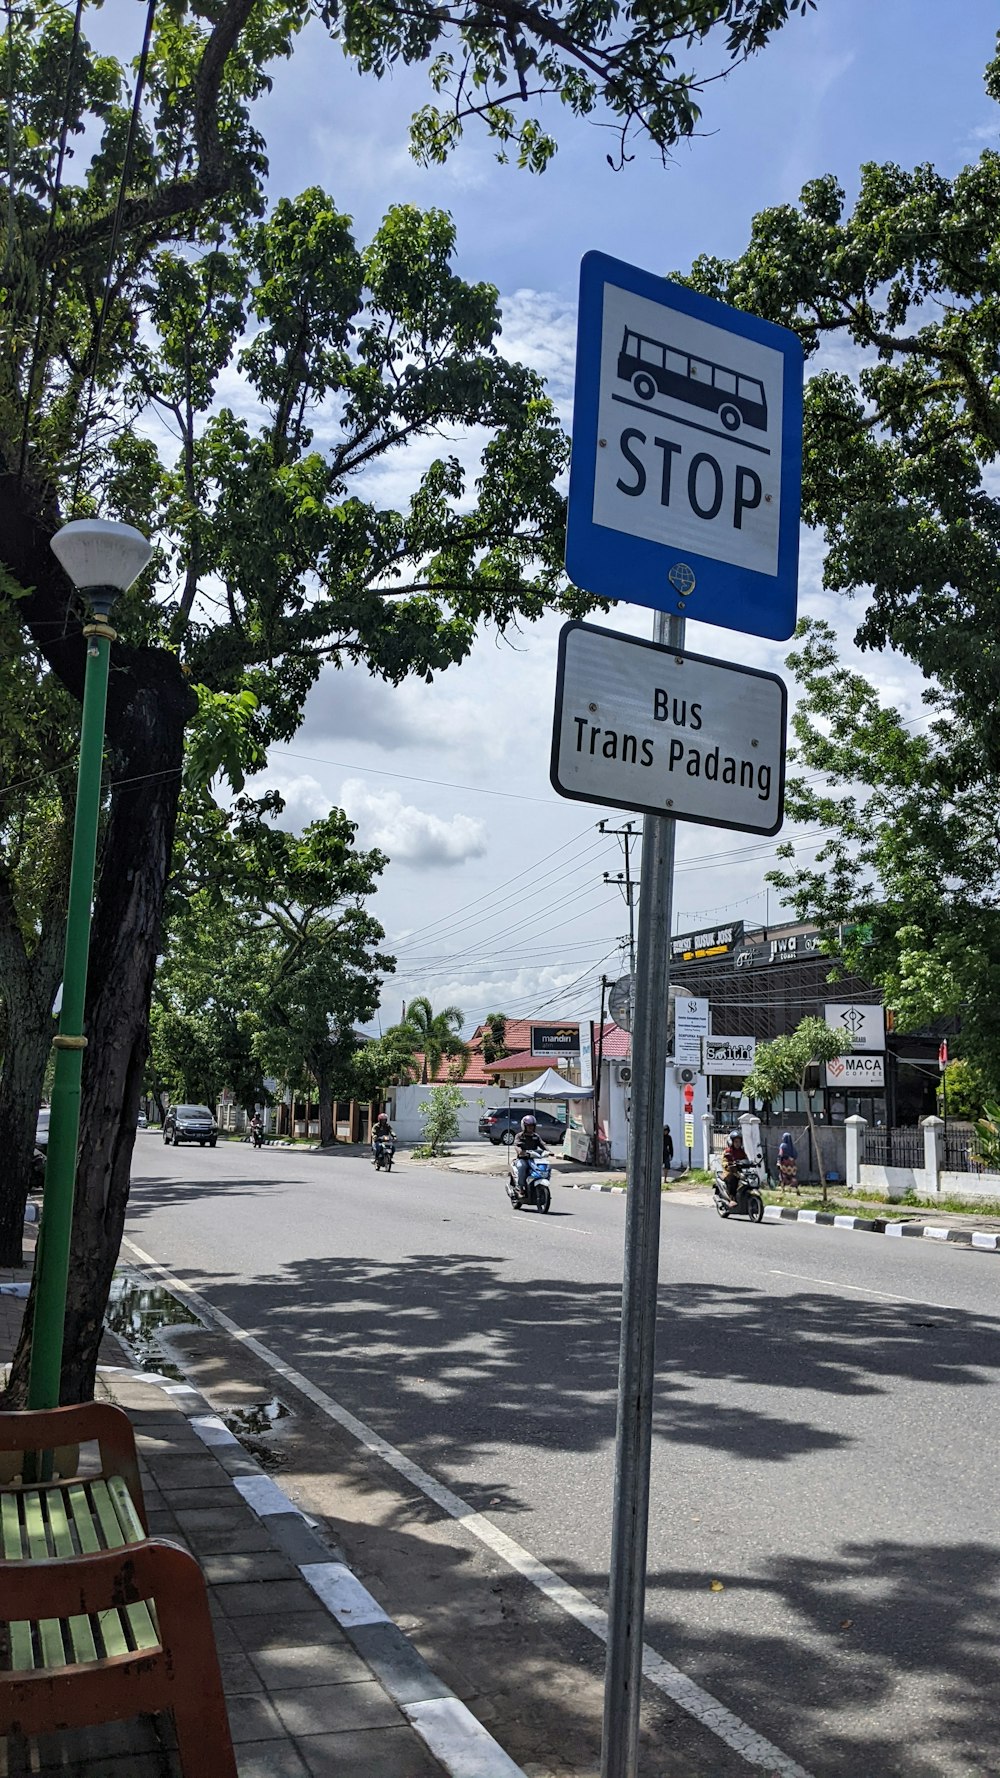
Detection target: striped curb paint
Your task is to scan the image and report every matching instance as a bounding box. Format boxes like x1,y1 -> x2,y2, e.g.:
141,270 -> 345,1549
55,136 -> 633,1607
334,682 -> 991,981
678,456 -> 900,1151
761,1203 -> 1000,1249
97,1359 -> 528,1778
549,1185 -> 1000,1246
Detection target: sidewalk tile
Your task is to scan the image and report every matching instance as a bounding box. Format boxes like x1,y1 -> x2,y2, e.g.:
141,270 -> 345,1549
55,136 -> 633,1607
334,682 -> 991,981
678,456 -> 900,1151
271,1680 -> 404,1736
249,1642 -> 371,1691
296,1726 -> 444,1777
228,1695 -> 287,1744
217,1578 -> 322,1618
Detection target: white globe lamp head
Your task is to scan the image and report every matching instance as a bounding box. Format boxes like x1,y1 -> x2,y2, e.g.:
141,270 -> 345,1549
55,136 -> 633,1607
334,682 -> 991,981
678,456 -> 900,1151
50,519 -> 152,618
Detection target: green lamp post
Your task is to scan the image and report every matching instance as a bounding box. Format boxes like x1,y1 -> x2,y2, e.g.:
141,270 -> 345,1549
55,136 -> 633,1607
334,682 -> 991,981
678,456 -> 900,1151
27,518 -> 152,1410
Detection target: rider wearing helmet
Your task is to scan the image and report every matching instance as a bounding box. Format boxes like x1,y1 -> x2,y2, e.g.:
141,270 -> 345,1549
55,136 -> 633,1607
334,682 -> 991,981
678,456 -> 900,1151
514,1113 -> 547,1197
721,1128 -> 748,1205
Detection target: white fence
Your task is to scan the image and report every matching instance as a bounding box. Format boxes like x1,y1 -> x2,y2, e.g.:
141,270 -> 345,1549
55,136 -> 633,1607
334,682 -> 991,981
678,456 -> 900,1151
385,1084 -> 490,1143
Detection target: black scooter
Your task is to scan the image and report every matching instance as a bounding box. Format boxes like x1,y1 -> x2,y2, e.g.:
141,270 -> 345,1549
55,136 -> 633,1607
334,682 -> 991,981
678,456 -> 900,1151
250,1123 -> 264,1149
712,1158 -> 765,1223
373,1134 -> 395,1172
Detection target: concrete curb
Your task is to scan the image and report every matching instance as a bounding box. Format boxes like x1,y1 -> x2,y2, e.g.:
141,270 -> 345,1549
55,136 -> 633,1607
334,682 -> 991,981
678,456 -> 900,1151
761,1203 -> 1000,1250
550,1183 -> 1000,1247
96,1363 -> 527,1778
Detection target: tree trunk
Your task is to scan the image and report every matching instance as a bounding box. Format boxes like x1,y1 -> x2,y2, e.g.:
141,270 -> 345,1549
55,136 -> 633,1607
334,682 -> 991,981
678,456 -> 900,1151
3,666 -> 192,1406
0,897 -> 65,1266
316,1065 -> 334,1146
803,1103 -> 828,1204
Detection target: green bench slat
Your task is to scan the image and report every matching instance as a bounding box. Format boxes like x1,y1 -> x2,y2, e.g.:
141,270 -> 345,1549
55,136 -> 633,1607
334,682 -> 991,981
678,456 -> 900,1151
45,1490 -> 99,1665
4,1475 -> 159,1672
21,1490 -> 65,1669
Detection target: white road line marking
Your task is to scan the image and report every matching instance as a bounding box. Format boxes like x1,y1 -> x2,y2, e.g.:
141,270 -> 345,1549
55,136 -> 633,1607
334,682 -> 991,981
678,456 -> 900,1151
121,1236 -> 814,1778
769,1269 -> 970,1313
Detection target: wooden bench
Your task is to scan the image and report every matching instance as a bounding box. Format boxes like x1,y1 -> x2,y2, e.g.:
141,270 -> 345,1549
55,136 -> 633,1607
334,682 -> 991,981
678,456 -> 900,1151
0,1402 -> 236,1778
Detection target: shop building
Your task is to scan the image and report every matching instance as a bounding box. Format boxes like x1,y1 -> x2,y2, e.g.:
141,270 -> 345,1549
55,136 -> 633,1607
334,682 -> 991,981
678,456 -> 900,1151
669,918 -> 945,1129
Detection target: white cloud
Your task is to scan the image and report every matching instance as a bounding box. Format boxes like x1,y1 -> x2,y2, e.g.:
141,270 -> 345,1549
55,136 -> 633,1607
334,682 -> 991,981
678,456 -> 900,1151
341,778 -> 488,867
246,770 -> 333,831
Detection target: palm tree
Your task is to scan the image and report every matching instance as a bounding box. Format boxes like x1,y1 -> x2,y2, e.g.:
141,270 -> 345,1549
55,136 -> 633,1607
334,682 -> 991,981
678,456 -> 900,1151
391,997 -> 470,1084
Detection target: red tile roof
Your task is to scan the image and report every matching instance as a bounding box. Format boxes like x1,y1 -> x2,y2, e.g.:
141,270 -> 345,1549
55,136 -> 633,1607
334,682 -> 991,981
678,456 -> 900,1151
487,1049 -> 553,1073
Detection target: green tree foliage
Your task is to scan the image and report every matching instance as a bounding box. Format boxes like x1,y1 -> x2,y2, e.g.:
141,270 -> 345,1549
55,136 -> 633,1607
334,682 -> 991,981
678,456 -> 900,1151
938,1060 -> 986,1124
743,1016 -> 850,1203
0,0 -> 817,1398
154,805 -> 392,1145
679,49 -> 1000,1095
390,996 -> 470,1083
480,1011 -> 509,1066
417,1081 -> 467,1155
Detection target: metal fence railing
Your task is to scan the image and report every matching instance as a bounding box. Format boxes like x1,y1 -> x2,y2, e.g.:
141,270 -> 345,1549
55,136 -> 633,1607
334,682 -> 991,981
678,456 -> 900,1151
862,1127 -> 925,1170
941,1128 -> 985,1174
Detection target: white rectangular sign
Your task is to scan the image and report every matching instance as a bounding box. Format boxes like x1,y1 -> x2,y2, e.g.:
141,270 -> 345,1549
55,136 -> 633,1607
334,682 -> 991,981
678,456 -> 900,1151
824,1003 -> 884,1052
825,1052 -> 885,1088
702,1035 -> 757,1075
673,996 -> 709,1066
593,281 -> 784,580
551,621 -> 786,835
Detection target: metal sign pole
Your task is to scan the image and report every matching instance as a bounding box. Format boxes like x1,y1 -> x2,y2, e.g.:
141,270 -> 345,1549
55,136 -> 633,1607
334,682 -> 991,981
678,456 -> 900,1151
601,608 -> 683,1778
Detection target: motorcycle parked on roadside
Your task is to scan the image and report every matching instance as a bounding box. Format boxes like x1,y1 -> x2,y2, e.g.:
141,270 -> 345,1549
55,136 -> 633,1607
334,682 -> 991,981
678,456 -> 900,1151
506,1150 -> 552,1214
373,1134 -> 395,1173
712,1156 -> 765,1223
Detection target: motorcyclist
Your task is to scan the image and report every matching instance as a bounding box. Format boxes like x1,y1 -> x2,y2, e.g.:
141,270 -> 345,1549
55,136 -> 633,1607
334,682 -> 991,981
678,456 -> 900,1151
372,1111 -> 394,1153
721,1129 -> 749,1206
249,1111 -> 264,1147
514,1114 -> 546,1197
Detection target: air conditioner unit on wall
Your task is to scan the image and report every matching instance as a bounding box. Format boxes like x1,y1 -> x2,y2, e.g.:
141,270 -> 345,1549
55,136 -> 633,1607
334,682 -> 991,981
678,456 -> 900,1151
613,1061 -> 632,1086
677,1066 -> 697,1085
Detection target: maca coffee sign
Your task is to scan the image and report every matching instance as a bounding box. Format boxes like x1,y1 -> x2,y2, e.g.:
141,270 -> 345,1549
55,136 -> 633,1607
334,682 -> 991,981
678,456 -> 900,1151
824,1053 -> 885,1087
531,1026 -> 580,1057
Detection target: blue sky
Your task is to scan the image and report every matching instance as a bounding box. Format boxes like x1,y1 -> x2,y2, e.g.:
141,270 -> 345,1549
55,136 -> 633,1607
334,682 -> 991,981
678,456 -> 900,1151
108,1 -> 1000,1030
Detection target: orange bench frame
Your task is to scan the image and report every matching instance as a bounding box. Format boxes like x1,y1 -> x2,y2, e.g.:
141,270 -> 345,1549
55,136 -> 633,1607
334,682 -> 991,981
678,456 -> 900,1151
0,1402 -> 236,1778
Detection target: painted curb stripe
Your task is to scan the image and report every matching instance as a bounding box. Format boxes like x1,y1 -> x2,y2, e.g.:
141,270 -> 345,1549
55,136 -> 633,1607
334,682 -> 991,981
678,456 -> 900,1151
300,1560 -> 391,1627
405,1697 -> 527,1778
233,1472 -> 297,1517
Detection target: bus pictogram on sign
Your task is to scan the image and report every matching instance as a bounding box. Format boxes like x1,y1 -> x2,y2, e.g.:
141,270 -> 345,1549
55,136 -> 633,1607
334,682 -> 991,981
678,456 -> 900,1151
617,328 -> 767,435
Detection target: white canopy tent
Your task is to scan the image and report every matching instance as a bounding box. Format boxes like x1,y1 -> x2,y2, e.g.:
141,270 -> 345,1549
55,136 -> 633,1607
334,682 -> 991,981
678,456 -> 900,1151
509,1068 -> 593,1100
507,1068 -> 594,1155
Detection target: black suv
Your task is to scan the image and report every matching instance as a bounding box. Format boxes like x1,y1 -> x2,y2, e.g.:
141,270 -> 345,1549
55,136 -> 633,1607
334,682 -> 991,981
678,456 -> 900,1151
478,1107 -> 567,1147
162,1104 -> 218,1148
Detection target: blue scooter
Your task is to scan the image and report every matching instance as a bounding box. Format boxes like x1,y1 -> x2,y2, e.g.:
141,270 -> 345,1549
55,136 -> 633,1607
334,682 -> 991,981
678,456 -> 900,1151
506,1150 -> 552,1214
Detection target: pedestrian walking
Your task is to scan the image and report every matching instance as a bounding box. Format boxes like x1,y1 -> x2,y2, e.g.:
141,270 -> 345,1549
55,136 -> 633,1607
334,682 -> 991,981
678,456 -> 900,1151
662,1123 -> 674,1177
777,1129 -> 799,1193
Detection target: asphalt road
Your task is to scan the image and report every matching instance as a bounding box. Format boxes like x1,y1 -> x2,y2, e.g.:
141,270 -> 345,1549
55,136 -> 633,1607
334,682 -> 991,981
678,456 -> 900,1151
125,1136 -> 1000,1778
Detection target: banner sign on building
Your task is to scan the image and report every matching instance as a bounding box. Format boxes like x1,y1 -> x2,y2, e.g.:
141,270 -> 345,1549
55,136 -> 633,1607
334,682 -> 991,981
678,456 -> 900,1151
735,931 -> 824,970
673,997 -> 709,1066
702,1035 -> 756,1075
824,1053 -> 885,1088
531,1025 -> 580,1057
671,922 -> 744,964
824,1004 -> 884,1052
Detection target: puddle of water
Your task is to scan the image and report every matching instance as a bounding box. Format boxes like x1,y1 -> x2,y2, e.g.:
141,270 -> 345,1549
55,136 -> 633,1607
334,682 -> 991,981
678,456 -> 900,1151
106,1271 -> 293,1468
105,1270 -> 203,1382
218,1398 -> 292,1469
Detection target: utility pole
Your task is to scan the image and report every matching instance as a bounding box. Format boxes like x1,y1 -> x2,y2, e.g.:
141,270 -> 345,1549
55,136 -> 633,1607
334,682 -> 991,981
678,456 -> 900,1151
593,974 -> 611,1165
599,819 -> 638,975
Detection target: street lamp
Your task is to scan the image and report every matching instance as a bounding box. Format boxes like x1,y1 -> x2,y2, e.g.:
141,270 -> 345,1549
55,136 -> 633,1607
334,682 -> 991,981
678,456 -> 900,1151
27,519 -> 152,1410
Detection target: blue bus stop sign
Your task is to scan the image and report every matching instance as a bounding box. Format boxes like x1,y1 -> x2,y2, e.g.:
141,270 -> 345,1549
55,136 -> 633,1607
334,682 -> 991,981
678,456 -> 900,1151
565,252 -> 803,641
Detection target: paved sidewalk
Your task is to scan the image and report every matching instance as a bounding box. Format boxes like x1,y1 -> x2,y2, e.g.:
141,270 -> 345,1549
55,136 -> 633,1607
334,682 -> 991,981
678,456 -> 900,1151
1,1238 -> 524,1778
